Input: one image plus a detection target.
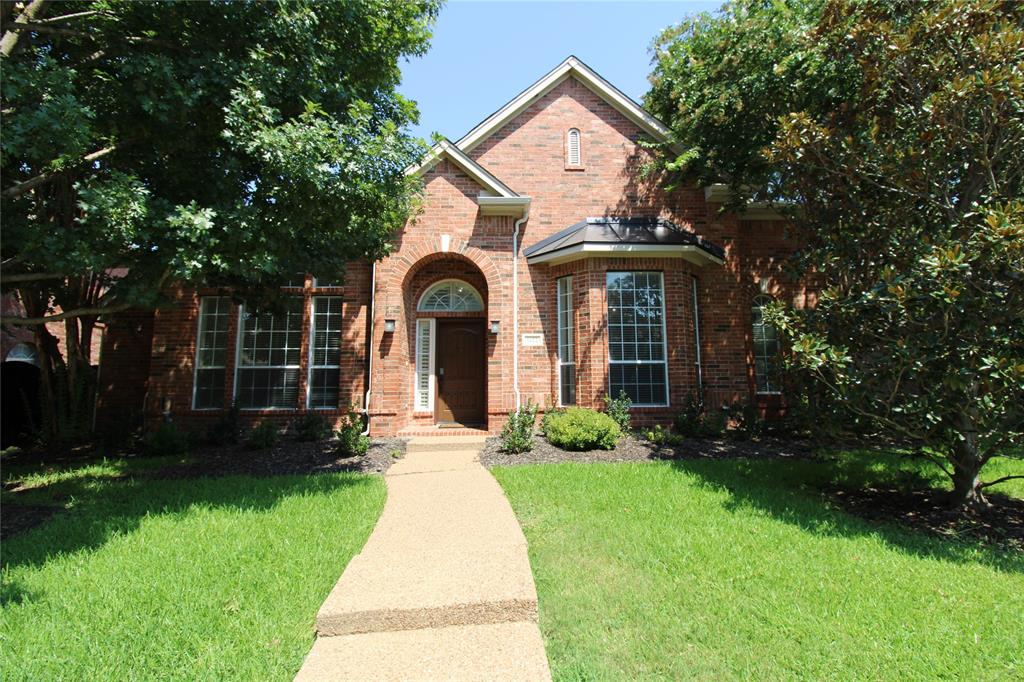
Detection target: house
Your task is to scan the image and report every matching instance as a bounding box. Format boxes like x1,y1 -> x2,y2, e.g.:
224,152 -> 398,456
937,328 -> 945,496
95,56 -> 810,437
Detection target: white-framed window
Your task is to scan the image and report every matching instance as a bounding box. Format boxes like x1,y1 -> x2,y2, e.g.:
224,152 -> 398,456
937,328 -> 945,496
234,298 -> 304,409
308,296 -> 342,409
556,276 -> 576,406
193,296 -> 231,409
752,295 -> 782,394
415,318 -> 436,411
567,128 -> 581,166
607,271 -> 669,406
418,279 -> 484,312
312,276 -> 341,288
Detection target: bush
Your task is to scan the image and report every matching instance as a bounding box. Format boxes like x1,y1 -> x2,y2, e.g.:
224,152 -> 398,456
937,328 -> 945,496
544,408 -> 621,451
643,424 -> 684,447
204,406 -> 240,446
501,401 -> 538,454
292,412 -> 331,442
725,400 -> 764,440
674,394 -> 726,438
335,409 -> 369,457
247,421 -> 280,450
145,422 -> 191,456
603,391 -> 632,432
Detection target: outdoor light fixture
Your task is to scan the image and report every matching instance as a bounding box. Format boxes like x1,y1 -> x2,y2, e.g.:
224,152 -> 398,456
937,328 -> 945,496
490,320 -> 500,334
383,319 -> 397,333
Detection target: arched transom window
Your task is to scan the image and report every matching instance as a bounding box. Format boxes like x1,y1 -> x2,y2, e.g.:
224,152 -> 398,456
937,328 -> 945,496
418,279 -> 484,312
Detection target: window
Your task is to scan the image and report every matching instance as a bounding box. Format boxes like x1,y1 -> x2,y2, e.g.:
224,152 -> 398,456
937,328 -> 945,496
607,272 -> 668,406
752,295 -> 782,394
193,297 -> 231,409
415,319 -> 435,410
312,276 -> 341,288
418,279 -> 484,312
557,276 -> 576,405
567,128 -> 581,166
234,298 -> 304,408
308,297 -> 342,408
283,274 -> 306,288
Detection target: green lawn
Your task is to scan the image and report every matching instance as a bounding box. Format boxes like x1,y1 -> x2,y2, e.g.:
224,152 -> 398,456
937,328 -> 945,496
1,462 -> 385,681
493,453 -> 1023,681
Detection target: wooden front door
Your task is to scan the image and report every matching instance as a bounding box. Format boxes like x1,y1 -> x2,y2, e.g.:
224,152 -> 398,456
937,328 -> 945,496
435,319 -> 486,425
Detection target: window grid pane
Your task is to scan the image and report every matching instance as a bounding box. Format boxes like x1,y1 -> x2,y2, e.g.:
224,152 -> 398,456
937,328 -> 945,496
752,296 -> 782,393
236,298 -> 303,409
309,296 -> 342,408
607,272 -> 668,406
193,297 -> 231,409
418,280 -> 484,312
557,276 -> 576,406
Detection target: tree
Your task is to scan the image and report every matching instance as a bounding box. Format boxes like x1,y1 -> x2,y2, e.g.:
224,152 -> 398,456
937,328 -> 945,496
647,0 -> 1024,508
0,0 -> 440,440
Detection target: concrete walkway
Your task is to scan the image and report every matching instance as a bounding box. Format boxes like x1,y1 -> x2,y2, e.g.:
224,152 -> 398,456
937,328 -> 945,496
294,437 -> 551,681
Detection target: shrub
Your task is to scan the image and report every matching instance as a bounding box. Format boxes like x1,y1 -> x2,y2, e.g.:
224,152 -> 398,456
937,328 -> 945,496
292,412 -> 331,442
335,409 -> 370,457
643,424 -> 684,447
247,421 -> 280,450
603,391 -> 632,432
544,408 -> 621,451
204,406 -> 240,446
726,400 -> 764,440
145,422 -> 191,456
501,401 -> 538,454
674,394 -> 726,438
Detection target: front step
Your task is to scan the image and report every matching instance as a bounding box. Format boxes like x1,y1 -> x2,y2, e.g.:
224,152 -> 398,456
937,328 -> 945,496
405,435 -> 489,453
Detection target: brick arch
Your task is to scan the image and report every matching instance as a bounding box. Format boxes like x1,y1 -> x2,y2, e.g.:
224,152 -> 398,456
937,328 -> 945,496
383,240 -> 506,309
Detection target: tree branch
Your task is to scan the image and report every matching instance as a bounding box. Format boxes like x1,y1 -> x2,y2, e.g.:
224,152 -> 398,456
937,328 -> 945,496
0,0 -> 49,58
0,272 -> 66,284
0,301 -> 133,326
4,20 -> 180,50
979,475 -> 1024,490
1,145 -> 119,199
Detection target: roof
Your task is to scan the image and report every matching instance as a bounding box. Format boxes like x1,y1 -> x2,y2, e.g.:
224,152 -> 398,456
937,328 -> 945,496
523,217 -> 725,267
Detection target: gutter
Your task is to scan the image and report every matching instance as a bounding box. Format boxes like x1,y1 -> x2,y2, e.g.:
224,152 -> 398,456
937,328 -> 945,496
691,276 -> 704,403
361,261 -> 376,436
512,207 -> 530,409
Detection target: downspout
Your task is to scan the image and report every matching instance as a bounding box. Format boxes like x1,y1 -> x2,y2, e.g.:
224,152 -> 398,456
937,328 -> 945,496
691,275 -> 704,402
512,208 -> 529,409
360,261 -> 377,436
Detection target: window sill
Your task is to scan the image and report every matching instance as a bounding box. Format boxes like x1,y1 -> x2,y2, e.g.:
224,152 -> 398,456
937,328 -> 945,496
564,165 -> 585,172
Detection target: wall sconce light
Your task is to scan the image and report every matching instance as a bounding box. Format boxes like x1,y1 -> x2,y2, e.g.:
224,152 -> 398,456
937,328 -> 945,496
383,319 -> 397,333
490,320 -> 500,334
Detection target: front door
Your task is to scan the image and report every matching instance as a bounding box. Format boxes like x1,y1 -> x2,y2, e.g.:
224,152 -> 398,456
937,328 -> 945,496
435,319 -> 486,426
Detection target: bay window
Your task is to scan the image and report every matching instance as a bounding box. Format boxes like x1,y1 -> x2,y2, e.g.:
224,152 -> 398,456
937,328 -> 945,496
193,296 -> 231,409
607,271 -> 668,406
557,276 -> 576,405
234,298 -> 304,409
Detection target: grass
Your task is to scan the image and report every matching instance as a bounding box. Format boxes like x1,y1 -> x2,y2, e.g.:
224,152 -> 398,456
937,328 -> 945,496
1,462 -> 385,681
493,452 -> 1023,681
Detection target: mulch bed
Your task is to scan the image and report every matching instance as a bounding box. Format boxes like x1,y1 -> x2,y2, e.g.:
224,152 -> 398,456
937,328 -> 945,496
479,433 -> 812,467
824,485 -> 1024,552
152,437 -> 406,478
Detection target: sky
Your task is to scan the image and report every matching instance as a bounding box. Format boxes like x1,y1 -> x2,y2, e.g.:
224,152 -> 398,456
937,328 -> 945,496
399,1 -> 720,142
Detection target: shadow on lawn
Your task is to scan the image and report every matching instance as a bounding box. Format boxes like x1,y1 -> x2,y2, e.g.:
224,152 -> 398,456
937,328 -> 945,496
669,457 -> 1024,573
0,472 -> 375,587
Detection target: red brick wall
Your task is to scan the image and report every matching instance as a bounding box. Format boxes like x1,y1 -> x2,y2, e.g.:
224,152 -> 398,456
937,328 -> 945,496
97,74 -> 812,436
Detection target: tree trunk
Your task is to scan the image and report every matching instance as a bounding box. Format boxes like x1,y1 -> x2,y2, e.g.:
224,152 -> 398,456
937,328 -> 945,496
949,431 -> 988,509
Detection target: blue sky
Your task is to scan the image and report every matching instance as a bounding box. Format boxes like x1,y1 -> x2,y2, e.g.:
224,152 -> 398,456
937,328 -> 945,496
399,1 -> 720,141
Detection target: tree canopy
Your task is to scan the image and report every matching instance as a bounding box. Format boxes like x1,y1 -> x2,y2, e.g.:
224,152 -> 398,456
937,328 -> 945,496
647,0 -> 1024,507
0,0 -> 440,438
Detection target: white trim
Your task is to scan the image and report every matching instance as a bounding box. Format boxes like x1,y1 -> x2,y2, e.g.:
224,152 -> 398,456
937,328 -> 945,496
414,318 -> 436,413
526,243 -> 725,267
406,138 -> 518,197
455,56 -> 673,154
477,195 -> 531,217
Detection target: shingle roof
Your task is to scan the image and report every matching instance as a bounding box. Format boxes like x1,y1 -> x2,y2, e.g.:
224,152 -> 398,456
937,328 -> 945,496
523,217 -> 725,262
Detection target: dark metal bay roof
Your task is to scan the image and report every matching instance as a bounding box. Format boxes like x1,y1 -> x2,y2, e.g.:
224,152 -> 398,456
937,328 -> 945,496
523,217 -> 725,262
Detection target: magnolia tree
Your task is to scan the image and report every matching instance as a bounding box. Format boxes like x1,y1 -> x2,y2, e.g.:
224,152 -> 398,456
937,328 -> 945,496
648,0 -> 1023,508
0,0 -> 439,440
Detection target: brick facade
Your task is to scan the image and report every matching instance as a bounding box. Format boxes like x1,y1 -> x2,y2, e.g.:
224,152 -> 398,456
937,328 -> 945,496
95,64 -> 810,437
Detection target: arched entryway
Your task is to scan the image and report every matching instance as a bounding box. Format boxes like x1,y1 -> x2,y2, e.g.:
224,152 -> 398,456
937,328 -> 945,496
2,343 -> 42,447
416,279 -> 487,425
